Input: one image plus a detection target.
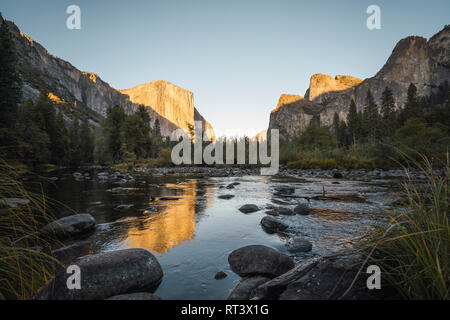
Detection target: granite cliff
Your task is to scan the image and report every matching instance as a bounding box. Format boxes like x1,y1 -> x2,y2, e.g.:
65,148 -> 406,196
1,14 -> 213,137
268,25 -> 450,141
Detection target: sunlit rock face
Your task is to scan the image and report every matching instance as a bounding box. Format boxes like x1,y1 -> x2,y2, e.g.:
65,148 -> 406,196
268,25 -> 450,140
305,74 -> 362,102
1,14 -> 213,137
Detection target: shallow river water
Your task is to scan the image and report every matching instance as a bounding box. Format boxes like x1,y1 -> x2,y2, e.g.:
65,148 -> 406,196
34,169 -> 401,299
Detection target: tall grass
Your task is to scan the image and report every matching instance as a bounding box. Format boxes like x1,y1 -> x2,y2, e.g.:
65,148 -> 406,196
0,161 -> 60,299
364,154 -> 449,299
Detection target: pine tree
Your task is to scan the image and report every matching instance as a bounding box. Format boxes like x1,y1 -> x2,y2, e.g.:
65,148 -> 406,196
52,111 -> 70,165
401,83 -> 422,122
363,89 -> 379,141
347,99 -> 358,145
103,105 -> 126,162
80,117 -> 94,163
380,86 -> 396,137
69,115 -> 82,165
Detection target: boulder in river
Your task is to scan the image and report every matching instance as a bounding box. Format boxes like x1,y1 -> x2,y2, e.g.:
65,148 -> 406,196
332,169 -> 343,179
228,245 -> 294,278
52,241 -> 92,266
1,197 -> 30,208
274,186 -> 295,194
218,194 -> 234,200
214,271 -> 228,280
114,204 -> 134,211
293,203 -> 311,215
40,213 -> 96,241
260,216 -> 288,233
277,207 -> 294,216
238,204 -> 260,213
227,276 -> 271,300
106,292 -> 162,300
286,237 -> 312,253
36,248 -> 163,300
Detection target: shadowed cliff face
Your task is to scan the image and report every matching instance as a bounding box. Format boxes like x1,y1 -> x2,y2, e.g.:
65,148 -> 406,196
268,25 -> 450,140
2,15 -> 213,137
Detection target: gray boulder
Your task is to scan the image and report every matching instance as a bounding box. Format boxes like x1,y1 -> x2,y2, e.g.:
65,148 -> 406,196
52,241 -> 92,266
227,276 -> 271,300
293,203 -> 311,215
286,237 -> 312,253
218,194 -> 234,200
239,204 -> 260,213
36,248 -> 163,300
228,245 -> 294,278
40,214 -> 96,240
260,216 -> 288,233
1,197 -> 30,208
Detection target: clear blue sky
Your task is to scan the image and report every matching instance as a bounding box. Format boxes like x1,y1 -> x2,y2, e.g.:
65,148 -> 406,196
1,0 -> 449,136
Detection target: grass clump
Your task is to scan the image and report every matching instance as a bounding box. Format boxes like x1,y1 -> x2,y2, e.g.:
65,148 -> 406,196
0,161 -> 60,299
363,154 -> 449,300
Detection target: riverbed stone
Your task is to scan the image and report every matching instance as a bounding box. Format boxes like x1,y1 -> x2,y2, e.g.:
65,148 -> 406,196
40,213 -> 96,240
227,276 -> 271,300
52,241 -> 92,265
114,204 -> 134,211
228,245 -> 294,278
260,216 -> 288,233
293,203 -> 311,215
214,271 -> 228,280
218,194 -> 234,200
277,207 -> 294,216
0,197 -> 30,208
286,237 -> 312,253
106,292 -> 162,300
36,248 -> 163,300
332,169 -> 343,179
239,204 -> 260,213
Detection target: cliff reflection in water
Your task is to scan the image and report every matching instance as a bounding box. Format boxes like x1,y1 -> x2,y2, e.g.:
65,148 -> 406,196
123,179 -> 212,253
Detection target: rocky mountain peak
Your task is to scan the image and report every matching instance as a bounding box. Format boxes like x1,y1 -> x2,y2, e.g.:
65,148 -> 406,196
2,14 -> 214,138
305,73 -> 362,102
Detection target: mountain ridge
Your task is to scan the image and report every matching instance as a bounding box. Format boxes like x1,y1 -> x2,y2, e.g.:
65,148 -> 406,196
268,25 -> 450,141
0,13 -> 214,138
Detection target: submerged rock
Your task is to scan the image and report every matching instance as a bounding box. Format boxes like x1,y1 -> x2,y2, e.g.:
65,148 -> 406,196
228,245 -> 294,278
277,207 -> 294,216
40,213 -> 96,240
239,204 -> 260,213
36,248 -> 163,300
114,204 -> 134,211
260,216 -> 288,233
293,203 -> 311,215
218,194 -> 234,200
0,197 -> 30,208
214,271 -> 228,280
227,276 -> 271,300
286,237 -> 312,253
332,169 -> 343,179
52,241 -> 92,265
106,292 -> 161,300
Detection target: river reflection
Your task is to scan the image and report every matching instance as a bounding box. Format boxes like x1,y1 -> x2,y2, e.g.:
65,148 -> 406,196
124,180 -> 199,253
